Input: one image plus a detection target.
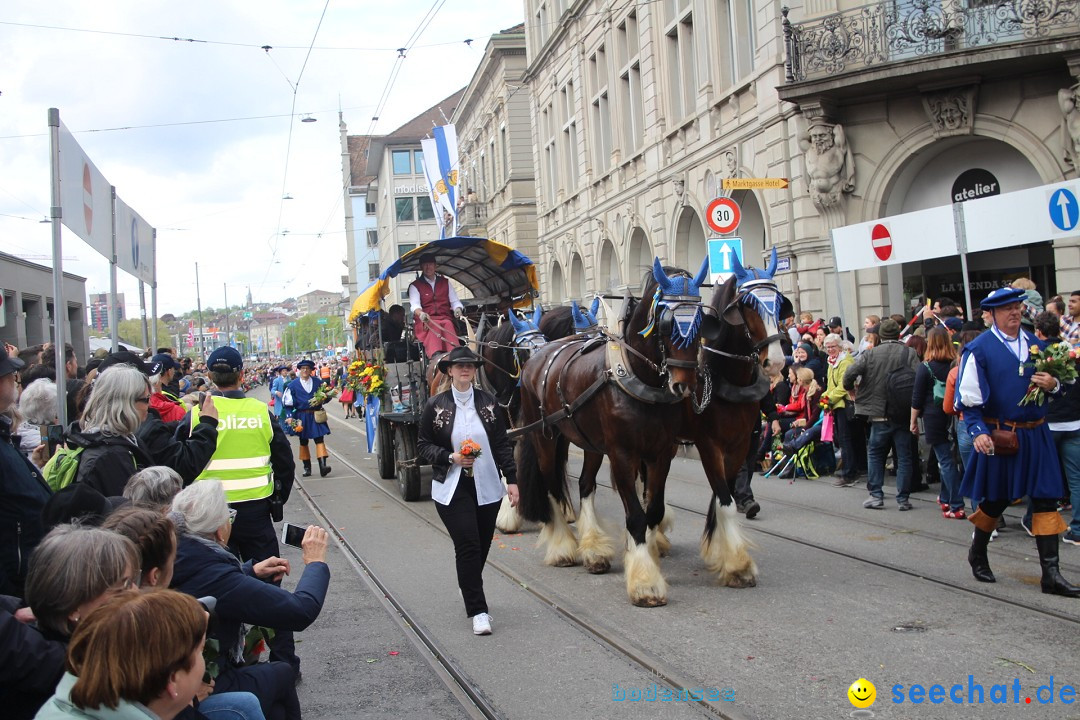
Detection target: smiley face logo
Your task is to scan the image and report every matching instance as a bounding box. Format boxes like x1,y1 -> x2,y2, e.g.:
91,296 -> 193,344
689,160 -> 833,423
847,678 -> 876,708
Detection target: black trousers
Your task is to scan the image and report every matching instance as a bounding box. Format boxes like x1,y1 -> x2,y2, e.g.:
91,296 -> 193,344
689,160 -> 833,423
435,474 -> 500,617
733,426 -> 761,506
834,408 -> 860,480
227,499 -> 299,673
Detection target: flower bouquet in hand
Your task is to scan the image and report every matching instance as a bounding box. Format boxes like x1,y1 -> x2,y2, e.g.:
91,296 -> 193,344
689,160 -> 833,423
459,438 -> 482,477
283,417 -> 304,435
1019,343 -> 1079,406
310,382 -> 337,407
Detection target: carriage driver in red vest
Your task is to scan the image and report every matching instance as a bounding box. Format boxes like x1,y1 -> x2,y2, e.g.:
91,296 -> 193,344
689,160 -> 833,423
408,253 -> 464,359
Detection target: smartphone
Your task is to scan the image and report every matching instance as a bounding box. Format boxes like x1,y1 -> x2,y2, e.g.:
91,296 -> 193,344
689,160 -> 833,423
45,424 -> 64,456
280,522 -> 307,548
198,392 -> 207,407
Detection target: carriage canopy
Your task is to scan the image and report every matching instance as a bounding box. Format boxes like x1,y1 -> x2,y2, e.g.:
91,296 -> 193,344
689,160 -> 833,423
348,236 -> 540,322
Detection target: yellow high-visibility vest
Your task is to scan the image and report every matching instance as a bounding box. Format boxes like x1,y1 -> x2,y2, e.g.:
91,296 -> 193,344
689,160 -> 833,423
193,397 -> 274,503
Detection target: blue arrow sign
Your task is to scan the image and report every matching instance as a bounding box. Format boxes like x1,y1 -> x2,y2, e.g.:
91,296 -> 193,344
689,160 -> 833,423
1049,188 -> 1079,232
708,237 -> 744,274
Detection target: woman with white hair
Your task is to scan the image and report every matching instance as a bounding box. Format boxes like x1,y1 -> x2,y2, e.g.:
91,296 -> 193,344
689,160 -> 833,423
15,377 -> 56,460
122,466 -> 183,511
170,480 -> 330,720
64,365 -> 155,497
820,333 -> 860,487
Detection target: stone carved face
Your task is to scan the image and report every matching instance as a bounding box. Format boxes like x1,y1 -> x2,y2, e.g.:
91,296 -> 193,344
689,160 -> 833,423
939,99 -> 964,130
810,126 -> 833,152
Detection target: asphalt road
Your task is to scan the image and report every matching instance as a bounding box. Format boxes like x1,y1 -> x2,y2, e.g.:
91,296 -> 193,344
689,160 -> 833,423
255,385 -> 1080,720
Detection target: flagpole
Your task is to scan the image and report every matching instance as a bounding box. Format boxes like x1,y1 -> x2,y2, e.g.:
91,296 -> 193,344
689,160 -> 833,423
195,262 -> 206,358
48,108 -> 68,429
109,186 -> 119,353
151,228 -> 158,352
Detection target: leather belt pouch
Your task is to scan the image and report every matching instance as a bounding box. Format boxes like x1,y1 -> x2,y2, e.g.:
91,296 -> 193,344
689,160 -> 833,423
990,428 -> 1018,456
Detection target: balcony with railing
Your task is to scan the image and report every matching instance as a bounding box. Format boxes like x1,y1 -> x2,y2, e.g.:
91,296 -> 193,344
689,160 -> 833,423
456,201 -> 488,236
782,0 -> 1080,86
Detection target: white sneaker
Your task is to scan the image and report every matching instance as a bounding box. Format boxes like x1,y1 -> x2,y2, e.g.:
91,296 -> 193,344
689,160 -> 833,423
471,612 -> 492,635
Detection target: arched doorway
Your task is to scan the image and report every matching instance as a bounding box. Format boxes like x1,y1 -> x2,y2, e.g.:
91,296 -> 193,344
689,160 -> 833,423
673,207 -> 706,270
598,239 -> 621,292
627,227 -> 652,290
730,190 -> 766,268
887,137 -> 1050,311
569,252 -> 585,299
549,262 -> 565,303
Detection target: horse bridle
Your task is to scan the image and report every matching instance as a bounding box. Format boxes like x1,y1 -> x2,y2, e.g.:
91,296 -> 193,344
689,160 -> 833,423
705,280 -> 791,363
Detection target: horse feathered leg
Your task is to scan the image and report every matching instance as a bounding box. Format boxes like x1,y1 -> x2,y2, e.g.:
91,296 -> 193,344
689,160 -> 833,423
700,496 -> 758,588
577,451 -> 613,573
612,456 -> 667,606
539,494 -> 579,566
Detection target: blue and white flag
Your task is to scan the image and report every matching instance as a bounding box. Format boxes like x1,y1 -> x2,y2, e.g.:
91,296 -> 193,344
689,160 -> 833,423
420,124 -> 460,238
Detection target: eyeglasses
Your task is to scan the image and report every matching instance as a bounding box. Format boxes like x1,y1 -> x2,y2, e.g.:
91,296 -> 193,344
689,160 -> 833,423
107,574 -> 140,594
135,396 -> 150,404
228,508 -> 237,525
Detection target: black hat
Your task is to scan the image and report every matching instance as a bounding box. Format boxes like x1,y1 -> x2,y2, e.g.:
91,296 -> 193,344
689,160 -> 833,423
97,351 -> 154,376
827,316 -> 843,329
418,252 -> 437,265
437,346 -> 483,374
0,344 -> 25,377
41,483 -> 128,531
206,346 -> 243,372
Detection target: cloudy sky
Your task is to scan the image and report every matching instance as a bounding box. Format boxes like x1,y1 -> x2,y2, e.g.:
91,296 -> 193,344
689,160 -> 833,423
0,1 -> 526,316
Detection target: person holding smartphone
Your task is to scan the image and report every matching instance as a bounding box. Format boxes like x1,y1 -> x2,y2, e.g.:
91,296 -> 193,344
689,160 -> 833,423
416,346 -> 518,636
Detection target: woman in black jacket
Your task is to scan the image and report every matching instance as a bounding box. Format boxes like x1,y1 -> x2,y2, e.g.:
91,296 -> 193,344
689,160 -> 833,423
66,365 -> 155,497
416,346 -> 518,636
910,328 -> 963,518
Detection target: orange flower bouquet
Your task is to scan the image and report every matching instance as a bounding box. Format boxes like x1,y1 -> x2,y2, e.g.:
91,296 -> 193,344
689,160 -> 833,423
459,438 -> 482,477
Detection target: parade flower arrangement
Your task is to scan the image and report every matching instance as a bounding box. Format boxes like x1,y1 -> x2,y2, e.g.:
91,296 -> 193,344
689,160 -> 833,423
310,382 -> 338,407
459,438 -> 482,477
284,417 -> 304,435
348,359 -> 386,399
1019,343 -> 1079,406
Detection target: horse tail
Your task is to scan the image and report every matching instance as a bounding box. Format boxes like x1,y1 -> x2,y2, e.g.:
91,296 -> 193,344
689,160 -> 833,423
703,491 -> 718,542
516,435 -> 552,523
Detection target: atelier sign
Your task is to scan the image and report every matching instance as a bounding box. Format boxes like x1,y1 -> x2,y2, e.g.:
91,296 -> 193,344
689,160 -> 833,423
951,168 -> 1000,204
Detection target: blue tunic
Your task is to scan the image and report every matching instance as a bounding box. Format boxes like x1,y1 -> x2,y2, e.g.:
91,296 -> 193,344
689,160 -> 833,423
270,376 -> 287,423
286,376 -> 331,440
957,328 -> 1064,502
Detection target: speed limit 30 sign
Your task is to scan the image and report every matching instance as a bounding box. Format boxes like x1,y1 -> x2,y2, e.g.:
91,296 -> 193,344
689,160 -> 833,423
706,197 -> 741,234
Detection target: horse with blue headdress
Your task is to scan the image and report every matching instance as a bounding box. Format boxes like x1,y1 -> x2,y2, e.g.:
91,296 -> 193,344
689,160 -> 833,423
515,258 -> 712,606
666,247 -> 790,588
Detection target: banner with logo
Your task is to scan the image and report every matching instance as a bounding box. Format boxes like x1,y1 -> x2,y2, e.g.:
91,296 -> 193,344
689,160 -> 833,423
115,196 -> 155,284
420,124 -> 460,238
56,119 -> 114,259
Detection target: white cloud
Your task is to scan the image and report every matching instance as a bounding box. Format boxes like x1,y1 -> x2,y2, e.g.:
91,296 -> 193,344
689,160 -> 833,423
0,0 -> 525,315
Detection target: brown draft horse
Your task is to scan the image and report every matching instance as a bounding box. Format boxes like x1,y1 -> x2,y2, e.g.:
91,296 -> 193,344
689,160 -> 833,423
672,248 -> 790,588
516,259 -> 711,607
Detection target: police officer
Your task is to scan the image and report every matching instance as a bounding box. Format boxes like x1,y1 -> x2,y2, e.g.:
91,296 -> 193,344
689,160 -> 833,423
189,346 -> 301,668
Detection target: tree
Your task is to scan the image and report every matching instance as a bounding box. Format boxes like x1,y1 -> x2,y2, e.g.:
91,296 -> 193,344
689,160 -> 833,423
117,318 -> 172,348
282,315 -> 339,353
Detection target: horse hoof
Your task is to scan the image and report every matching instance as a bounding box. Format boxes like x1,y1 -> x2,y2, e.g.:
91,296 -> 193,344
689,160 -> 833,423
585,560 -> 610,574
552,557 -> 579,568
631,595 -> 668,608
722,573 -> 758,589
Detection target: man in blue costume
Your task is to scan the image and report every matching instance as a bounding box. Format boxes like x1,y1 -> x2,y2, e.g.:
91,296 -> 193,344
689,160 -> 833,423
286,359 -> 332,477
958,287 -> 1080,597
270,365 -> 288,426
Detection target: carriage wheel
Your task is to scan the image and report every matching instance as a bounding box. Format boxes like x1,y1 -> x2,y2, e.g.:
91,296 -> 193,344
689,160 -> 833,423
376,419 -> 395,479
395,424 -> 421,501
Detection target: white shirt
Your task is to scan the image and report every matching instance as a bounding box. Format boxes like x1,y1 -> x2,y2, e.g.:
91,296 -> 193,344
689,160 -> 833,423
431,386 -> 505,507
407,275 -> 463,314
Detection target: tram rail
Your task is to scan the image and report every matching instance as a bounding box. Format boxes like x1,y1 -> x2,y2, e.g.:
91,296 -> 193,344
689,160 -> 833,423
308,442 -> 743,720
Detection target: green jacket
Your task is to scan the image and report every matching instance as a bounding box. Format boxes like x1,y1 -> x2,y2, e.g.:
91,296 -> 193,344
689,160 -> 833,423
33,673 -> 158,720
822,353 -> 854,409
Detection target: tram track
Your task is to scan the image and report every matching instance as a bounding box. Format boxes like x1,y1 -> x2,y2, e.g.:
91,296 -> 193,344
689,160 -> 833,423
574,470 -> 1080,629
311,440 -> 743,720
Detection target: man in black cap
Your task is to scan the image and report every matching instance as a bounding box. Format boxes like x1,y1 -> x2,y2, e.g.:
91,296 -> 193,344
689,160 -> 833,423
0,343 -> 52,597
827,316 -> 855,344
407,253 -> 463,359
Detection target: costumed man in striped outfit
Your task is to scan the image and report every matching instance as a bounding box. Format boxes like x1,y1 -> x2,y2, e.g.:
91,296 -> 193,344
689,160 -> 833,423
286,359 -> 332,477
188,346 -> 302,670
408,253 -> 463,361
957,287 -> 1080,597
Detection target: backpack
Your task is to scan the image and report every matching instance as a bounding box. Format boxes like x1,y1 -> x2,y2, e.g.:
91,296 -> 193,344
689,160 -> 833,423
42,446 -> 85,492
885,364 -> 917,426
924,361 -> 947,408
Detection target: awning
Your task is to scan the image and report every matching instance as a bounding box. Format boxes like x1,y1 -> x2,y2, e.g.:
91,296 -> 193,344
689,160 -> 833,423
348,236 -> 539,322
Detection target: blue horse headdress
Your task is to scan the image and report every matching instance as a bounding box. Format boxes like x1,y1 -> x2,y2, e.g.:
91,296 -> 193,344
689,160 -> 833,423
641,256 -> 710,349
570,297 -> 600,332
728,247 -> 791,325
507,305 -> 544,342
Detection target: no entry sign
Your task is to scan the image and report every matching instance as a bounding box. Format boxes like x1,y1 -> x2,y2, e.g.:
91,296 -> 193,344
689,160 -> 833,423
706,197 -> 741,234
871,223 -> 892,261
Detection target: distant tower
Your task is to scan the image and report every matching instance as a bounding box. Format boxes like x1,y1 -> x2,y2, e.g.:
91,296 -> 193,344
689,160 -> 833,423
246,286 -> 253,307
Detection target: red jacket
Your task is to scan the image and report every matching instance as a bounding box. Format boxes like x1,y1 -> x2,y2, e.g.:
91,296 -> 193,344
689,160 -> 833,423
150,393 -> 186,423
411,275 -> 453,317
796,319 -> 824,338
